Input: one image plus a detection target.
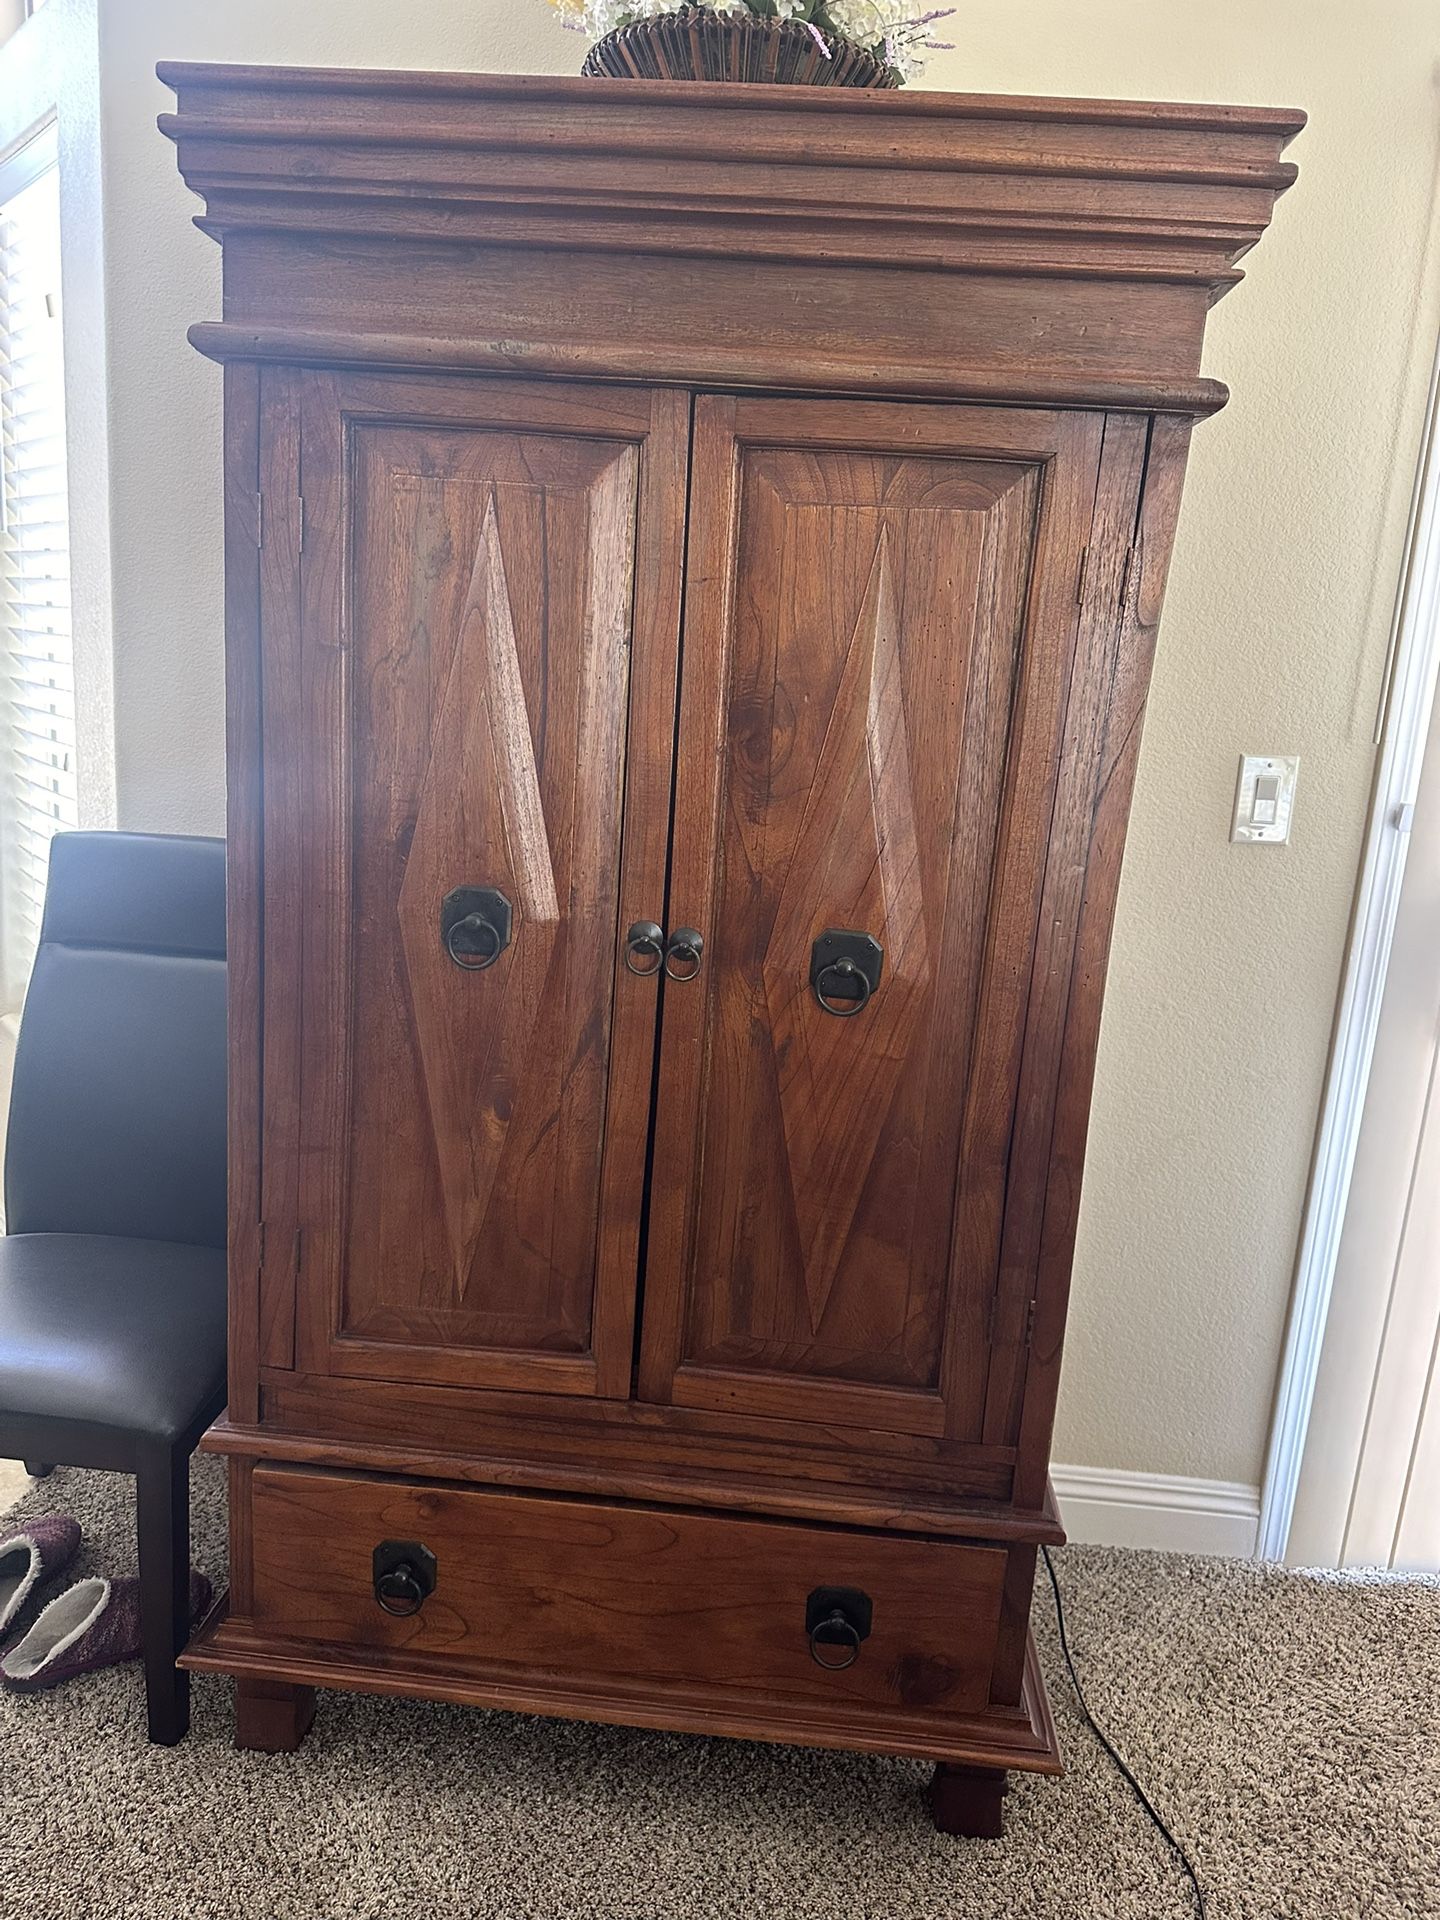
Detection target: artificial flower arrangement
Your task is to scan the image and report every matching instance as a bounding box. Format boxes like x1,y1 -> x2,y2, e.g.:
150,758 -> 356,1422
549,1 -> 955,88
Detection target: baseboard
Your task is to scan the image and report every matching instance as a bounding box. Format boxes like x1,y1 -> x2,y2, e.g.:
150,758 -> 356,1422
1051,1464 -> 1261,1557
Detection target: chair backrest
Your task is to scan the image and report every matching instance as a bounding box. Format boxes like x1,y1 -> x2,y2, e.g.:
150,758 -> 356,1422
5,831 -> 227,1248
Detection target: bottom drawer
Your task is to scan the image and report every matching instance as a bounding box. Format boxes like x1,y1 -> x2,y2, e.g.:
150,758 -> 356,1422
248,1466 -> 1008,1717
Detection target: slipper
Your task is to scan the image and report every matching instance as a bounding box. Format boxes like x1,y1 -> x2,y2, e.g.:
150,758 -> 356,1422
0,1567 -> 212,1694
0,1516 -> 82,1642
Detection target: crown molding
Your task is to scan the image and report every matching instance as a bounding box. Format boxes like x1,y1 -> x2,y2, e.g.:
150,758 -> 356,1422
159,66 -> 1301,294
159,65 -> 1303,414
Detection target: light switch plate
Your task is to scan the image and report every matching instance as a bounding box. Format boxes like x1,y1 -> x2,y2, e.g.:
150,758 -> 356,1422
1232,753 -> 1299,844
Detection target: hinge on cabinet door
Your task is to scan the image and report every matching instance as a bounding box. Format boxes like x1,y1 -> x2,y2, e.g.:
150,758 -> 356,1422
1024,1298 -> 1038,1349
254,492 -> 264,550
257,1220 -> 266,1269
294,495 -> 306,555
292,1228 -> 303,1277
1074,544 -> 1090,605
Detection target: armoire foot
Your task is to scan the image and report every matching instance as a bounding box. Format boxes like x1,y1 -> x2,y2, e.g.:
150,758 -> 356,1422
234,1678 -> 317,1753
927,1763 -> 1009,1838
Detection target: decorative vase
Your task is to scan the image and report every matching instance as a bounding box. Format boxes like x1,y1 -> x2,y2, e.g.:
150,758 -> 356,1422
580,6 -> 900,88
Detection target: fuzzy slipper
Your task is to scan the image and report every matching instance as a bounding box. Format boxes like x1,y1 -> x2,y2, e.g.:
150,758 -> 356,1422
0,1516 -> 83,1642
0,1567 -> 212,1693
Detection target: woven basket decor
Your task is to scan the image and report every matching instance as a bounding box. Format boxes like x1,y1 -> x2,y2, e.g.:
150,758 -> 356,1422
581,7 -> 900,88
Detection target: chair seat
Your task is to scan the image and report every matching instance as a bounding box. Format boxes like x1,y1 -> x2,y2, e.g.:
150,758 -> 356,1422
0,1233 -> 226,1443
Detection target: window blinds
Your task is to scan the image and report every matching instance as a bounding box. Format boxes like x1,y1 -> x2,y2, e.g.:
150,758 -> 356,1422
0,147 -> 74,1007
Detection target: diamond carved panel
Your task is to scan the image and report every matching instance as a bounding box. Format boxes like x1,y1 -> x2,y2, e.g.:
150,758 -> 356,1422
396,492 -> 560,1296
761,526 -> 931,1328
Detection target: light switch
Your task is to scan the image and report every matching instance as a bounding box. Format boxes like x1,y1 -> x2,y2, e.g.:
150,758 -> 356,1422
1232,754 -> 1299,844
1252,773 -> 1281,826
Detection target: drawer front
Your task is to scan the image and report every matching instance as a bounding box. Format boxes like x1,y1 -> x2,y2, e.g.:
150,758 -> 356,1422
249,1468 -> 1007,1715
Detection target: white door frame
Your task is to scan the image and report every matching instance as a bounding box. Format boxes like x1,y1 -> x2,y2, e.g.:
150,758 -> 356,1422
1259,325 -> 1440,1559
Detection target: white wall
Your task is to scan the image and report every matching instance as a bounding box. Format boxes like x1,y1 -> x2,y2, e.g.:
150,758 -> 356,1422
95,2 -> 572,834
15,0 -> 1440,1497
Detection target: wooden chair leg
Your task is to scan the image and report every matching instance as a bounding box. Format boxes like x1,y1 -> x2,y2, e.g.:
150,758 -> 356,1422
927,1763 -> 1009,1837
24,1462 -> 54,1478
135,1445 -> 191,1746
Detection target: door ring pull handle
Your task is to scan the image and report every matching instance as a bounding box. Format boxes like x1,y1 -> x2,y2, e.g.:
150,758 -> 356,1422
624,921 -> 666,978
375,1561 -> 428,1617
808,1610 -> 862,1670
664,928 -> 704,982
372,1539 -> 437,1619
441,887 -> 512,973
445,914 -> 503,971
813,957 -> 873,1017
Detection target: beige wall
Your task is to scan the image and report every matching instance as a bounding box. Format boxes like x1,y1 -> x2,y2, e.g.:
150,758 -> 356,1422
27,0 -> 1440,1488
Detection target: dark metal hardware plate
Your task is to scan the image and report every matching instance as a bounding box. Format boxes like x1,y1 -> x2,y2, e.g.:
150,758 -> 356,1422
805,1585 -> 874,1670
373,1539 -> 438,1618
624,919 -> 665,977
442,886 -> 512,971
810,929 -> 883,1016
664,926 -> 705,982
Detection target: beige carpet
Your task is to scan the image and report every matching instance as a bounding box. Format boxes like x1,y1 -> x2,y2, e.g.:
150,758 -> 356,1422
2,1459 -> 1436,1920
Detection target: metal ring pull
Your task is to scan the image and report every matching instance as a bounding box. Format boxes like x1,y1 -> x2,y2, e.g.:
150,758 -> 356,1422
441,886 -> 512,973
664,928 -> 704,982
372,1540 -> 437,1619
624,920 -> 666,978
375,1561 -> 427,1618
445,913 -> 503,972
808,1609 -> 862,1670
813,957 -> 873,1017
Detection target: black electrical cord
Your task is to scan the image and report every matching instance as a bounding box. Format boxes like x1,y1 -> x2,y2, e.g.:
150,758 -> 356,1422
1041,1545 -> 1207,1920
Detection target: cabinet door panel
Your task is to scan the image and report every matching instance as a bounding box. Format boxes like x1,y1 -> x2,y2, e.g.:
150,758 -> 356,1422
638,396 -> 1103,1440
267,373 -> 686,1396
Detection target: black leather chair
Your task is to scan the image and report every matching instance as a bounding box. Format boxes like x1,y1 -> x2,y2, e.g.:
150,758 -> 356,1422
0,831 -> 227,1743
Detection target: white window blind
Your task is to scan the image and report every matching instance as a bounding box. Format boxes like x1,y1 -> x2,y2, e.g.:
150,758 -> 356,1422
0,131 -> 74,1007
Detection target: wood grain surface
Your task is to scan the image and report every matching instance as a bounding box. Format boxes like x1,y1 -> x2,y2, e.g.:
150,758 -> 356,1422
160,68 -> 1303,414
640,398 -> 1102,1447
163,64 -> 1298,1805
267,374 -> 684,1397
248,1466 -> 1006,1715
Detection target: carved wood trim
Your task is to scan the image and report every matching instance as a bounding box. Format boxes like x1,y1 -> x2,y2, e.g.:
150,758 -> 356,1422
161,68 -> 1302,414
183,1613 -> 1064,1772
187,326 -> 1235,416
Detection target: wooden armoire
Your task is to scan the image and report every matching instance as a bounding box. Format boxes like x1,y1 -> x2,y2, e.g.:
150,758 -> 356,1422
162,63 -> 1300,1834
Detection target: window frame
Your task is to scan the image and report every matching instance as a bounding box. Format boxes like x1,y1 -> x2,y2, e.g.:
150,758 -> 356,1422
0,116 -> 74,1008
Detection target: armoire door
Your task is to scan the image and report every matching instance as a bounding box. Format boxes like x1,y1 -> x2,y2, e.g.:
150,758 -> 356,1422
638,395 -> 1105,1441
260,371 -> 687,1397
